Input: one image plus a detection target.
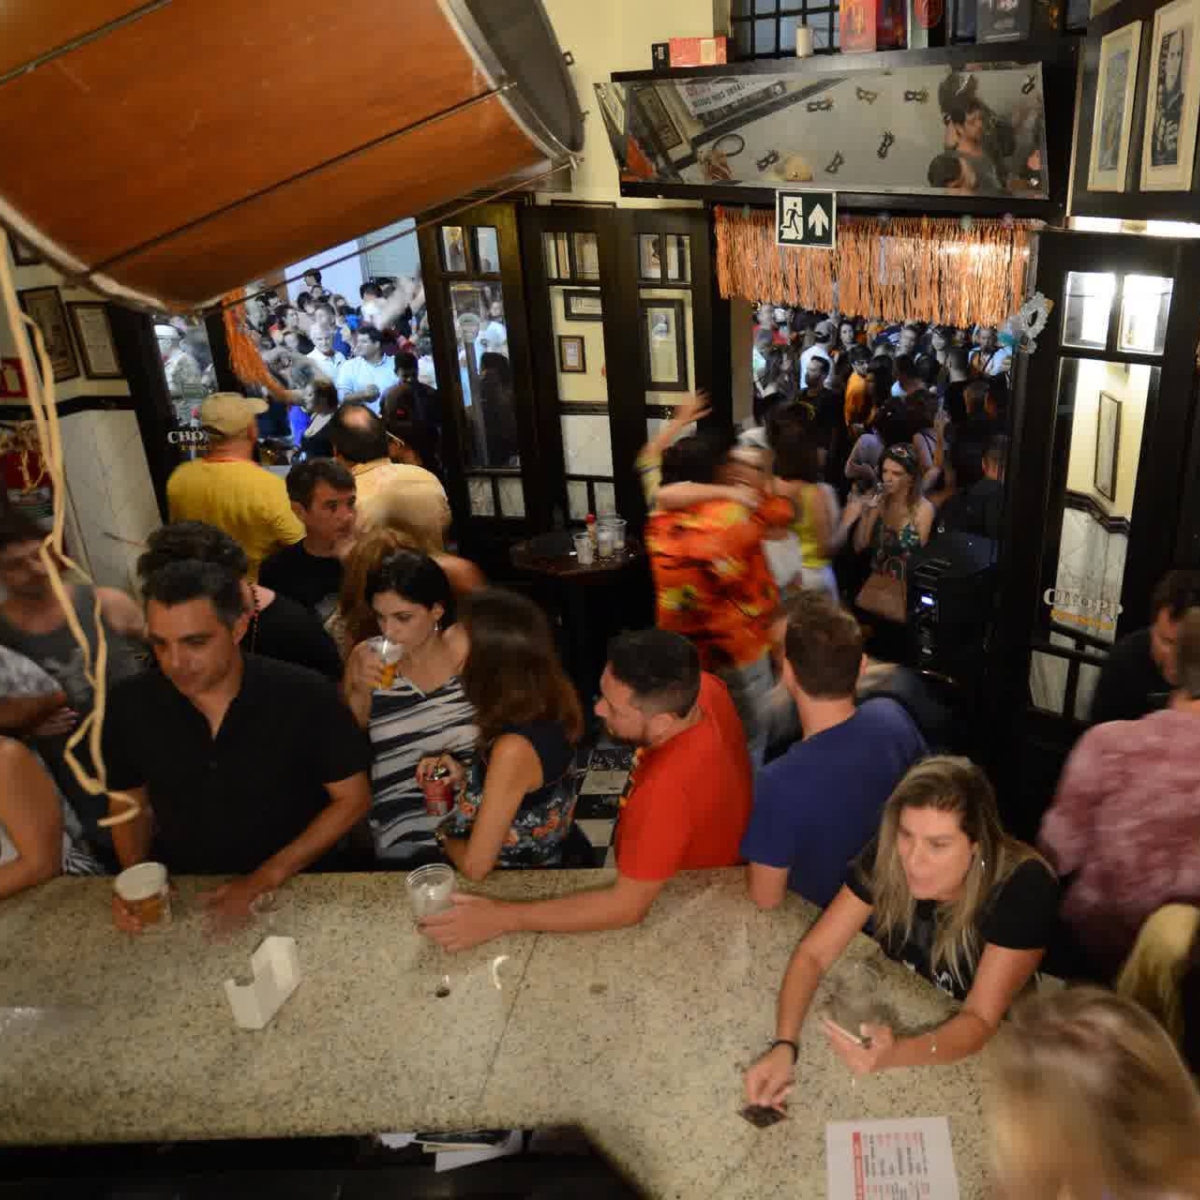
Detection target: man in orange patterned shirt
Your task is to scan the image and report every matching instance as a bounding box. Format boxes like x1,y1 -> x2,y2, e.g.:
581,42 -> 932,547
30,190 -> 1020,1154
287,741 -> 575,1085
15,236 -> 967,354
646,433 -> 793,766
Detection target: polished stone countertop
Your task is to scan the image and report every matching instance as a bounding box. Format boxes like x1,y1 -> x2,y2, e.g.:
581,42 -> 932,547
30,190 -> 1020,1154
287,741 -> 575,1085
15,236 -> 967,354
0,870 -> 986,1198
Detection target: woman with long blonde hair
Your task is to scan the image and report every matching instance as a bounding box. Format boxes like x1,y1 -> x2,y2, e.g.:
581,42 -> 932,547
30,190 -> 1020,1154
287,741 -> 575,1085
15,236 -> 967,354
744,756 -> 1058,1111
988,987 -> 1200,1200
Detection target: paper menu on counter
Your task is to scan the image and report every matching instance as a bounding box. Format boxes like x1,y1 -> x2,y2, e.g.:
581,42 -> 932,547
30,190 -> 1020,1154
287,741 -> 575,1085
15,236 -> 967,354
826,1117 -> 960,1200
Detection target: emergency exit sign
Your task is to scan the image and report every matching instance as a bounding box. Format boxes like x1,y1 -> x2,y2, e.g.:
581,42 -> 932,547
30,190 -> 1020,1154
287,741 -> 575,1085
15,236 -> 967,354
775,190 -> 837,250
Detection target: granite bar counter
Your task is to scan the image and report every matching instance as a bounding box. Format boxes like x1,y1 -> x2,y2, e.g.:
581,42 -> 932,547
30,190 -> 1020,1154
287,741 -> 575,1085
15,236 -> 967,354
0,870 -> 987,1198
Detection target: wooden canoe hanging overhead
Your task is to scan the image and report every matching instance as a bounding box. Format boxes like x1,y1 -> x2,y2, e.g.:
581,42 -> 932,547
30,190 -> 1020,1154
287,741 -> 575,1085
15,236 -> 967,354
0,0 -> 583,312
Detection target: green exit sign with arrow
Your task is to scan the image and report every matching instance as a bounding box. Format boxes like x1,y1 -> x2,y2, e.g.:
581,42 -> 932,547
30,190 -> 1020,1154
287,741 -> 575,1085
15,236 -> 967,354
775,190 -> 837,251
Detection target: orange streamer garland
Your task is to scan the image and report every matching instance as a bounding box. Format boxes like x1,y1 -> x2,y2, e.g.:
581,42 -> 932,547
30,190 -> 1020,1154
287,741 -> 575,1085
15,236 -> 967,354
714,207 -> 1038,327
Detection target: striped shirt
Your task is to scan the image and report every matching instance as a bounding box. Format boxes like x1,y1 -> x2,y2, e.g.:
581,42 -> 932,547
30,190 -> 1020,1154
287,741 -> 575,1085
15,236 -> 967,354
367,674 -> 477,859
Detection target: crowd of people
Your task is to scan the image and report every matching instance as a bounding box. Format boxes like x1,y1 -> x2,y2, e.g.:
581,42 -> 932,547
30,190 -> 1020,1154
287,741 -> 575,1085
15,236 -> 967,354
3,288 -> 1200,1193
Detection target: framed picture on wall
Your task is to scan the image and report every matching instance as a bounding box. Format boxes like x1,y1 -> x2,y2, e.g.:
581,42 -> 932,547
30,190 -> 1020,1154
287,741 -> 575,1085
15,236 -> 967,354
1095,391 -> 1122,501
558,334 -> 587,374
563,289 -> 603,321
17,287 -> 79,384
1089,21 -> 1143,191
1140,0 -> 1200,191
640,298 -> 689,392
67,302 -> 123,379
10,236 -> 40,266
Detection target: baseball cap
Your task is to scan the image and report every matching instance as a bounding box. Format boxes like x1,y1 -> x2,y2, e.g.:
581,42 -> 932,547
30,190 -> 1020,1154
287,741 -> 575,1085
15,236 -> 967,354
199,392 -> 268,437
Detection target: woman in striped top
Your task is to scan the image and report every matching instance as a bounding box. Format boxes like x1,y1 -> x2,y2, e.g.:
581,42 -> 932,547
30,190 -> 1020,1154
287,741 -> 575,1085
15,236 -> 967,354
344,551 -> 476,864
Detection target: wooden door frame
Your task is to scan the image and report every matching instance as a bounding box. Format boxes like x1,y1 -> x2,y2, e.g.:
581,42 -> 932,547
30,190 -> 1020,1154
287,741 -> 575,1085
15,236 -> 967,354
418,201 -> 541,556
520,203 -> 722,531
988,229 -> 1200,762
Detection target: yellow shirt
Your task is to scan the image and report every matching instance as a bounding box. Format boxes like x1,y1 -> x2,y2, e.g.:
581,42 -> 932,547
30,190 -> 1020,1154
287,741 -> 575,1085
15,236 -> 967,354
166,459 -> 304,580
350,459 -> 451,552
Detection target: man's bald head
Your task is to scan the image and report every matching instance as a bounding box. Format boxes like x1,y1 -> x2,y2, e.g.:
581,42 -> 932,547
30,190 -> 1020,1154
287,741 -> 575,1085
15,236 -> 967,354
330,402 -> 389,464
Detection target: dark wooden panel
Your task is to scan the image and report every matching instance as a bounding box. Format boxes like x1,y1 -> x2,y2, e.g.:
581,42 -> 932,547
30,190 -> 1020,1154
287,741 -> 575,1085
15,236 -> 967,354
108,101 -> 543,307
0,1 -> 147,78
0,0 -> 485,264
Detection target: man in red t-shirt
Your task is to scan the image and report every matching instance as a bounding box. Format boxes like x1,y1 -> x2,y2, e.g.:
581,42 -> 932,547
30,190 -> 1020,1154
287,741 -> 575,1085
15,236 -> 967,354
420,630 -> 753,952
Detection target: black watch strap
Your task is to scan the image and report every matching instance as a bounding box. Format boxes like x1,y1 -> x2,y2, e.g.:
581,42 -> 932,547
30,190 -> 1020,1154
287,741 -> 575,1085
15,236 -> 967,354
770,1038 -> 799,1064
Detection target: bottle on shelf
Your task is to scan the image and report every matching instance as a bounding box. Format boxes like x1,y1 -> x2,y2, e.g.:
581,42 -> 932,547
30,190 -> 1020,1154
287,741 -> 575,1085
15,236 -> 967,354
586,513 -> 598,549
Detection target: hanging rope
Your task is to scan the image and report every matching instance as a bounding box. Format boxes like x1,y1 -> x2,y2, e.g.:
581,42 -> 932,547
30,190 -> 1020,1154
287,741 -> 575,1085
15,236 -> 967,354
714,206 -> 1038,327
0,252 -> 140,829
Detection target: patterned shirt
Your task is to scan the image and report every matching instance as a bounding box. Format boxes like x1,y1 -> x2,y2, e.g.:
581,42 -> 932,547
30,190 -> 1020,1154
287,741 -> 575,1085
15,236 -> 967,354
646,496 -> 793,672
0,645 -> 59,697
1039,708 -> 1200,974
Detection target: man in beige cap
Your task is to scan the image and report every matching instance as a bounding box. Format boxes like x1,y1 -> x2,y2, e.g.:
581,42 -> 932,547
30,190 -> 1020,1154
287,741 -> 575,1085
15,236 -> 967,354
166,393 -> 303,580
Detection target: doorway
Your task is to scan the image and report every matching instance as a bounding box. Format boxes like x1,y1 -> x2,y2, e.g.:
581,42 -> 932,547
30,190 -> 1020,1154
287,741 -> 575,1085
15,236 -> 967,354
993,230 -> 1200,837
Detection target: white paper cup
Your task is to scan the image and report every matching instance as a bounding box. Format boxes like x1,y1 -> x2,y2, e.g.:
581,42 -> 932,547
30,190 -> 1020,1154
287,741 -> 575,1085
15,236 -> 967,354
599,517 -> 627,550
406,863 -> 456,919
573,533 -> 595,565
114,862 -> 171,928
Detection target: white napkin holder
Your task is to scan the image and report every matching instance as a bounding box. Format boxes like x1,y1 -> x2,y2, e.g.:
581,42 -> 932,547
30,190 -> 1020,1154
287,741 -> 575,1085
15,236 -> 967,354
224,936 -> 300,1030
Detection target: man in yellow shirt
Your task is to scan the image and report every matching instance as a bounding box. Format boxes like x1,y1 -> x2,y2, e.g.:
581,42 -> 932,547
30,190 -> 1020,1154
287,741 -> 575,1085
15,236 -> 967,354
330,403 -> 450,552
166,393 -> 303,580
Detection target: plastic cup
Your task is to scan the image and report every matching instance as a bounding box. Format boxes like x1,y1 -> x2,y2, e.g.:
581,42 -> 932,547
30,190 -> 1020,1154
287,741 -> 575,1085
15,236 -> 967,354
368,635 -> 404,689
406,864 -> 456,920
596,525 -> 615,559
573,533 -> 595,566
599,516 -> 627,550
114,862 -> 171,928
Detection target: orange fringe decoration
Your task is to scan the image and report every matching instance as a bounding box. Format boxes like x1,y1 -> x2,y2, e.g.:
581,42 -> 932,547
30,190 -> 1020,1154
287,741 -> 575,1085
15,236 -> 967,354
714,207 -> 1037,328
222,287 -> 288,399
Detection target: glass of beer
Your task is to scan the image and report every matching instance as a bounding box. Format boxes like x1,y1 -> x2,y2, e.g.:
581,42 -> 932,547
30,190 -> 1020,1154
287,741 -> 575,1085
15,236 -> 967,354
369,636 -> 404,689
114,862 -> 172,929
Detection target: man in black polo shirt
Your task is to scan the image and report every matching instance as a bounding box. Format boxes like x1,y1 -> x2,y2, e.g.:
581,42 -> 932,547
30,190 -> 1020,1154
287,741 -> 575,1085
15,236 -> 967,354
104,558 -> 371,931
260,459 -> 357,623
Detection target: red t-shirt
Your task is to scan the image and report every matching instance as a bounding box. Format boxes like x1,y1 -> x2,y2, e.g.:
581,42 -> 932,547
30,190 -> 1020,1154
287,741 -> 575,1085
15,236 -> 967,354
614,673 -> 753,882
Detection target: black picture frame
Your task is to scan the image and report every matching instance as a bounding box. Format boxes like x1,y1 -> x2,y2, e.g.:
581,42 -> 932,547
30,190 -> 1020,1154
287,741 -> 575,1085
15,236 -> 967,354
67,301 -> 124,380
10,235 -> 40,266
1095,391 -> 1122,501
563,288 -> 604,322
558,334 -> 587,374
639,297 -> 689,392
17,286 -> 80,384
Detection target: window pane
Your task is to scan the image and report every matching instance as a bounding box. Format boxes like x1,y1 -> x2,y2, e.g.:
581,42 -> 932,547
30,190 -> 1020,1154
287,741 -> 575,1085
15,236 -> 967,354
638,234 -> 662,281
567,479 -> 589,521
441,227 -> 468,273
561,413 -> 614,476
1118,274 -> 1172,355
595,481 -> 617,516
552,286 -> 607,404
155,315 -> 216,437
1062,271 -> 1116,350
450,282 -> 518,468
498,476 -> 526,518
754,17 -> 777,54
467,476 -> 496,516
732,0 -> 753,13
665,234 -> 691,283
474,226 -> 500,274
1030,355 -> 1153,718
733,20 -> 754,56
573,232 -> 600,280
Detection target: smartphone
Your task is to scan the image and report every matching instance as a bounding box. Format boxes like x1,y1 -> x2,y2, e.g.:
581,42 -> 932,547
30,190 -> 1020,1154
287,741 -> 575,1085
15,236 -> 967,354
740,1104 -> 786,1128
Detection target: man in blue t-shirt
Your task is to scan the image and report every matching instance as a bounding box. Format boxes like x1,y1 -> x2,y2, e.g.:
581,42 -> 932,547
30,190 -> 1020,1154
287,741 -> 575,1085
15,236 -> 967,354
741,590 -> 927,910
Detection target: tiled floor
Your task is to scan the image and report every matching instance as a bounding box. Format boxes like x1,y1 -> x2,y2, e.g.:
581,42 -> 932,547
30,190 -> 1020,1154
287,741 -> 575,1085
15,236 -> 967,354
573,743 -> 634,868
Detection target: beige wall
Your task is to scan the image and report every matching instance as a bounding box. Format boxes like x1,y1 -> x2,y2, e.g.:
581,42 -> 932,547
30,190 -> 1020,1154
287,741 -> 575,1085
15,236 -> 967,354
2,230 -> 160,591
1064,359 -> 1150,521
540,0 -> 713,204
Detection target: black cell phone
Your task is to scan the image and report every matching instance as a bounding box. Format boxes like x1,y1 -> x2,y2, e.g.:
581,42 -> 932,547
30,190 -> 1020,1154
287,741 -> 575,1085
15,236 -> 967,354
739,1105 -> 786,1129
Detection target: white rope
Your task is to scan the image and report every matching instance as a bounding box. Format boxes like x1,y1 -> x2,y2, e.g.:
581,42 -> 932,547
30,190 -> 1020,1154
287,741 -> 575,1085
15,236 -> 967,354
0,248 -> 139,828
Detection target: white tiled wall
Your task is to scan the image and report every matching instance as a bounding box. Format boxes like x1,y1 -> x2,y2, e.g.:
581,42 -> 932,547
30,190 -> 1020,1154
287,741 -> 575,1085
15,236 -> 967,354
59,409 -> 160,593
